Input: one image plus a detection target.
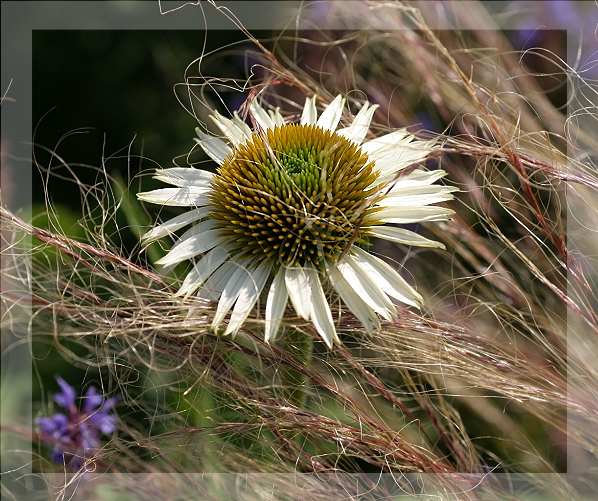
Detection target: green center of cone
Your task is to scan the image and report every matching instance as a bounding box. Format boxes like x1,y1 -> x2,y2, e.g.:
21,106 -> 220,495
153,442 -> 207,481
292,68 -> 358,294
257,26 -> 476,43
208,124 -> 380,269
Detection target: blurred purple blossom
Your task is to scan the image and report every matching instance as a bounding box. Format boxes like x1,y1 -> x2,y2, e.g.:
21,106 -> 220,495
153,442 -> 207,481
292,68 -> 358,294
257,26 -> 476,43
511,0 -> 598,79
37,375 -> 120,471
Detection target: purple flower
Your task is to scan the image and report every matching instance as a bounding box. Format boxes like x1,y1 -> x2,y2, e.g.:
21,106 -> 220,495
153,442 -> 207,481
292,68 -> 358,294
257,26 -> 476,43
54,375 -> 77,411
36,375 -> 121,471
510,0 -> 598,78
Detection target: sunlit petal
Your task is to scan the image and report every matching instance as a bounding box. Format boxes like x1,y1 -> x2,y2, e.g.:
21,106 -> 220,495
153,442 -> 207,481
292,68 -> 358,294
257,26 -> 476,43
336,102 -> 379,144
269,107 -> 286,127
212,262 -> 252,331
388,169 -> 448,190
316,95 -> 345,131
307,269 -> 338,347
365,226 -> 446,249
153,167 -> 213,187
284,266 -> 311,320
250,100 -> 275,131
156,220 -> 223,267
211,110 -> 250,146
375,205 -> 454,224
137,187 -> 210,207
300,95 -> 318,125
231,111 -> 253,139
176,246 -> 229,297
337,254 -> 396,320
196,261 -> 237,303
380,185 -> 458,207
327,263 -> 379,335
373,146 -> 434,178
265,270 -> 289,344
225,262 -> 272,336
141,208 -> 204,243
351,247 -> 423,307
360,129 -> 412,154
195,128 -> 233,165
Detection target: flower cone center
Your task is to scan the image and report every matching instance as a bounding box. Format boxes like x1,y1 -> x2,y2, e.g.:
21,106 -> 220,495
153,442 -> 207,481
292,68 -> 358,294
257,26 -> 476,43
208,124 -> 379,268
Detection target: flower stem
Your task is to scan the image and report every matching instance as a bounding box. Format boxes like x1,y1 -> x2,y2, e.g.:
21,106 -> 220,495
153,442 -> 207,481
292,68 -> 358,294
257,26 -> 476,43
280,329 -> 313,408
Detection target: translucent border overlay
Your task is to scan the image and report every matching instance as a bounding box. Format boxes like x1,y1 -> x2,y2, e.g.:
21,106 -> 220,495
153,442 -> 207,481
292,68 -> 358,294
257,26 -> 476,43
1,1 -> 596,499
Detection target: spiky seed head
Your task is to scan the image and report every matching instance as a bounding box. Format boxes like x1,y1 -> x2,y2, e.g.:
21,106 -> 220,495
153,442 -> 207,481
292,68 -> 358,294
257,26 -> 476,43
208,124 -> 380,271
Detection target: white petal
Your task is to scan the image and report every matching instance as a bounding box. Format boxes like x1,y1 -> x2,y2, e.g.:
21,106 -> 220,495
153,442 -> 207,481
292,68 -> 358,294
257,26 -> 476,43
269,107 -> 285,127
327,263 -> 379,335
210,111 -> 250,147
284,266 -> 311,320
375,205 -> 454,224
306,269 -> 338,348
250,100 -> 275,131
381,186 -> 457,207
231,112 -> 253,138
265,270 -> 289,344
153,167 -> 213,187
385,182 -> 456,200
336,102 -> 379,144
300,95 -> 317,125
225,262 -> 272,336
351,247 -> 423,307
336,255 -> 396,320
196,261 -> 237,302
364,226 -> 445,249
316,95 -> 345,131
212,260 -> 254,331
360,129 -> 412,154
176,246 -> 230,297
156,220 -> 223,267
137,187 -> 210,207
156,230 -> 222,267
387,169 -> 448,190
373,146 -> 433,178
195,128 -> 233,165
382,193 -> 455,207
175,217 -> 216,241
141,209 -> 204,243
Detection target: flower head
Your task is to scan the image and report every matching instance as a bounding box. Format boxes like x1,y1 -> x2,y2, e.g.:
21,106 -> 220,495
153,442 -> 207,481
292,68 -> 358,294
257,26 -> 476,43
138,95 -> 455,347
37,375 -> 120,471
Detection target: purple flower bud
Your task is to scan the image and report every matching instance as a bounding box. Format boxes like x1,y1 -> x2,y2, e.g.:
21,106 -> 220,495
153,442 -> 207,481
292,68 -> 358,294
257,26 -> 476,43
36,376 -> 120,472
82,385 -> 104,413
97,414 -> 118,435
38,413 -> 68,437
80,423 -> 101,450
49,445 -> 66,464
89,395 -> 122,435
53,375 -> 77,411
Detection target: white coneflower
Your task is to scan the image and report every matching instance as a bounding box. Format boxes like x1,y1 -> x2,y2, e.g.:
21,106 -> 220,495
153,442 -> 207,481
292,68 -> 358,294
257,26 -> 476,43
137,95 -> 455,347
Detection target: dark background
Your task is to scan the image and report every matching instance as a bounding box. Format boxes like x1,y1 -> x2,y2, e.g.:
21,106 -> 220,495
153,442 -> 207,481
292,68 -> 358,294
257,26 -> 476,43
32,29 -> 271,210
